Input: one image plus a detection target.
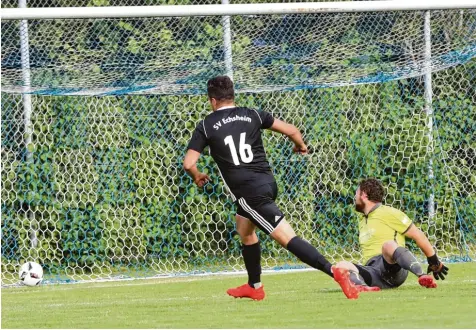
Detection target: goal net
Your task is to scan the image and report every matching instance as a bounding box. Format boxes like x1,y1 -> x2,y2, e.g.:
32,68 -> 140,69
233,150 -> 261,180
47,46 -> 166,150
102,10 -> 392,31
1,1 -> 475,285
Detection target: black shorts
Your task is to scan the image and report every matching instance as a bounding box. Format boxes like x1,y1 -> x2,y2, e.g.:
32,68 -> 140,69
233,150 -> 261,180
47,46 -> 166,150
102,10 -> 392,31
354,255 -> 409,289
235,182 -> 284,235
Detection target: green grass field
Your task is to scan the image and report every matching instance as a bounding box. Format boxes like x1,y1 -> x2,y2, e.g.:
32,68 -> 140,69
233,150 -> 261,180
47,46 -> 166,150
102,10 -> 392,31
2,263 -> 475,329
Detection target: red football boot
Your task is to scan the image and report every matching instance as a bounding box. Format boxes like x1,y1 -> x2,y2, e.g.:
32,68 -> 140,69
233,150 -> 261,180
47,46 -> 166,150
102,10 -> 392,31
332,266 -> 360,299
226,284 -> 265,301
356,285 -> 381,292
418,275 -> 437,288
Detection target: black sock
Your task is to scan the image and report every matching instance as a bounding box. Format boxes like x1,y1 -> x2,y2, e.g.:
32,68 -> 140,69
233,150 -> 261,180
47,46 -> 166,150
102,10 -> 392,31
349,271 -> 367,286
286,236 -> 333,278
242,242 -> 261,287
393,247 -> 424,277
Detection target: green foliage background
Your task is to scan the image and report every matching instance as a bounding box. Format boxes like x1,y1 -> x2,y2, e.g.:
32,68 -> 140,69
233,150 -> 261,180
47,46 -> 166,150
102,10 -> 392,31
2,62 -> 475,280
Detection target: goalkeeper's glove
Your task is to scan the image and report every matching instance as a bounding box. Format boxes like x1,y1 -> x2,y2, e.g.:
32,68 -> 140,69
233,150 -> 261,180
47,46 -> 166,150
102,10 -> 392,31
427,254 -> 449,280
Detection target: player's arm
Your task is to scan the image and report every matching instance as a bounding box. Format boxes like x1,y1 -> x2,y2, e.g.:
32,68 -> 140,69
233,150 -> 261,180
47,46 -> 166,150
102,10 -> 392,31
269,119 -> 307,154
183,149 -> 210,188
404,224 -> 449,280
256,110 -> 307,154
183,121 -> 210,188
404,224 -> 435,257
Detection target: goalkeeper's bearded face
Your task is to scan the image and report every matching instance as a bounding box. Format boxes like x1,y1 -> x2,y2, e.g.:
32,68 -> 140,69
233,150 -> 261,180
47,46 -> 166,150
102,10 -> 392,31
354,188 -> 365,213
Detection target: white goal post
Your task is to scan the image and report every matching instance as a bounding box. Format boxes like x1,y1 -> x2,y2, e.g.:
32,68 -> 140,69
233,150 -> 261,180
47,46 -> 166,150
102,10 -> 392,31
2,0 -> 476,20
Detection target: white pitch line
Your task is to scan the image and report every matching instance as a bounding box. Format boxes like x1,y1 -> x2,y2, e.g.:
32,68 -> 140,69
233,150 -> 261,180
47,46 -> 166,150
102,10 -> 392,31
3,267 -> 316,291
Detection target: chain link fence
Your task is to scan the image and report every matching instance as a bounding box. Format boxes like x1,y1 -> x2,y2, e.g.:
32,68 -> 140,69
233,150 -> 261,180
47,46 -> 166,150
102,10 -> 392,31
1,3 -> 475,285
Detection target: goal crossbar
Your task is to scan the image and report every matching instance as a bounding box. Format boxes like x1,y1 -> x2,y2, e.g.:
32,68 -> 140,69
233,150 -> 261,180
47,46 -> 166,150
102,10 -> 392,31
2,0 -> 476,20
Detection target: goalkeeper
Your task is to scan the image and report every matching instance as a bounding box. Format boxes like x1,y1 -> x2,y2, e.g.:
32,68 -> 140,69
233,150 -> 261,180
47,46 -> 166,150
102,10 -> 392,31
336,178 -> 449,291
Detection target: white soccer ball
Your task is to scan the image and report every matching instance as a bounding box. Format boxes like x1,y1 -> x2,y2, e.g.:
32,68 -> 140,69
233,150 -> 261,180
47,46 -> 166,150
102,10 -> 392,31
19,262 -> 44,286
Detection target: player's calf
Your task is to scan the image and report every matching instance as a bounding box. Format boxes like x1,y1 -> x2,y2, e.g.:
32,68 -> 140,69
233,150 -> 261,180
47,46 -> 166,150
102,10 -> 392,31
391,246 -> 425,277
272,220 -> 333,277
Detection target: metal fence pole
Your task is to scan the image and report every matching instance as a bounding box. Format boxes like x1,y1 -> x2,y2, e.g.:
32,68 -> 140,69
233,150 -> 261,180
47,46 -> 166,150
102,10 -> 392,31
19,0 -> 38,248
221,0 -> 234,80
424,11 -> 435,222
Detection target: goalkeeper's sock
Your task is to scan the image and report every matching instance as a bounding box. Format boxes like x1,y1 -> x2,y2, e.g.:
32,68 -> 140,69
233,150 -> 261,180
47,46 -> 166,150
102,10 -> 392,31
242,242 -> 262,288
349,271 -> 367,286
393,247 -> 425,277
286,236 -> 333,278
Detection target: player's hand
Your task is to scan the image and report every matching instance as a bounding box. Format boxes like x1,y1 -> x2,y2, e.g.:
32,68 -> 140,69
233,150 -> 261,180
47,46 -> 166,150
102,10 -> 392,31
427,255 -> 449,280
293,144 -> 308,155
194,173 -> 210,188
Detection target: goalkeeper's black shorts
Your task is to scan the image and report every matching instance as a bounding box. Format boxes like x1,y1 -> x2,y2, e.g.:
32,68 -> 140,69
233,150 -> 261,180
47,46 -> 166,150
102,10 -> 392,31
354,254 -> 409,289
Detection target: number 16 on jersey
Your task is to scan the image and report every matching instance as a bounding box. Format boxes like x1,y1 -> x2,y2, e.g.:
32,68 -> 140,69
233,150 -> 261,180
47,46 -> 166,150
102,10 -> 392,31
224,132 -> 254,165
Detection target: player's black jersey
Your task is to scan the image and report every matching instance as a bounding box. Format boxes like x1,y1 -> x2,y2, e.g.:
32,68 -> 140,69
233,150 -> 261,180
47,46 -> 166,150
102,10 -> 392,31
187,106 -> 276,200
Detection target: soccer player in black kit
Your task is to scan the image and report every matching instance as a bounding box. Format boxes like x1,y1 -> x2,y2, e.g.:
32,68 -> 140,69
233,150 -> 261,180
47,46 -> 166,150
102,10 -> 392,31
183,76 -> 371,300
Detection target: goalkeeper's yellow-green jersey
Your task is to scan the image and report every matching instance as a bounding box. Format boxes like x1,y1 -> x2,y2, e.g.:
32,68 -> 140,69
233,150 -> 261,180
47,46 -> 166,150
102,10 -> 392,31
359,204 -> 413,262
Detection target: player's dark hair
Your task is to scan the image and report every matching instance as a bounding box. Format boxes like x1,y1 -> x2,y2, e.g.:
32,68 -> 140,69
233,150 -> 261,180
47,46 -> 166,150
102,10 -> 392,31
207,76 -> 234,101
359,178 -> 385,203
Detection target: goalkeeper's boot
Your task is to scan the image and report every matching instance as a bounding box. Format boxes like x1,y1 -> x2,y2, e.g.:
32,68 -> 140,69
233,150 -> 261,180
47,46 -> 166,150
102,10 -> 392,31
418,275 -> 437,288
355,285 -> 381,292
226,284 -> 265,301
332,266 -> 360,300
